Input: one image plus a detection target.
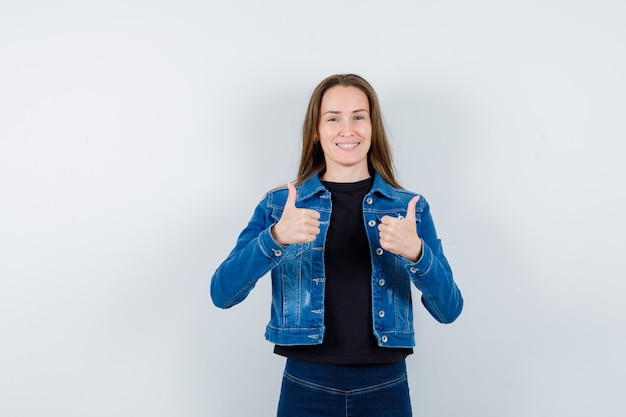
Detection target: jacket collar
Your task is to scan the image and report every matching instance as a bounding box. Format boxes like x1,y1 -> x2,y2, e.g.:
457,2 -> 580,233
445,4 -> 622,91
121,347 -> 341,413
370,171 -> 397,199
299,171 -> 397,200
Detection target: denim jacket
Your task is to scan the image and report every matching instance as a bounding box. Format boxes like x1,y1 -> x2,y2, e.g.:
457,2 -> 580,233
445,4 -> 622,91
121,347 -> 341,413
211,172 -> 463,348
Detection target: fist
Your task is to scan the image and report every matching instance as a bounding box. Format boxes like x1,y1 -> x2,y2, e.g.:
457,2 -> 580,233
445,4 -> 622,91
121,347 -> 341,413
271,182 -> 321,245
378,196 -> 422,261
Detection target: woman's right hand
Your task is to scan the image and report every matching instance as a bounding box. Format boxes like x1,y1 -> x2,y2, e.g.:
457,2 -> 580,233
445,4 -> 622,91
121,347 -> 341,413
271,182 -> 321,245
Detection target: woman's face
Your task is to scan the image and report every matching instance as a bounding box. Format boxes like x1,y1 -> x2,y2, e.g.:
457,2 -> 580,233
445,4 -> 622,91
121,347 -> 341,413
317,86 -> 372,181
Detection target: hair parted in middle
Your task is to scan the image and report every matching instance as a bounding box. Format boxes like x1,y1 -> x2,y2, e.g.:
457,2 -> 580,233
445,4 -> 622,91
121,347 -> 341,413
295,73 -> 401,188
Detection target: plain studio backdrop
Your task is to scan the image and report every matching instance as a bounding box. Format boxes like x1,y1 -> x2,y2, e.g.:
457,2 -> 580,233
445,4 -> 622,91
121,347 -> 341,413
1,1 -> 625,416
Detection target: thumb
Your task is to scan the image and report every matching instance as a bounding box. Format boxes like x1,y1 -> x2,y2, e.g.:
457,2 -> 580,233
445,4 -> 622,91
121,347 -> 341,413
285,182 -> 297,208
405,195 -> 419,221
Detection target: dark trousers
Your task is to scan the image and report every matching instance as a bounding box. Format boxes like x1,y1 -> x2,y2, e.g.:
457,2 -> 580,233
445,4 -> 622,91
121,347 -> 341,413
277,359 -> 412,417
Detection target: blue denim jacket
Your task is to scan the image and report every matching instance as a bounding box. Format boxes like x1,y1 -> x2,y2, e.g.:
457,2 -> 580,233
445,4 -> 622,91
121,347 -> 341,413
211,172 -> 463,348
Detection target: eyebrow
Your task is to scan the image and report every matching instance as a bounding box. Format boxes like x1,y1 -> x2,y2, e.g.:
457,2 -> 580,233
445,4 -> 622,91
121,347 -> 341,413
322,109 -> 369,115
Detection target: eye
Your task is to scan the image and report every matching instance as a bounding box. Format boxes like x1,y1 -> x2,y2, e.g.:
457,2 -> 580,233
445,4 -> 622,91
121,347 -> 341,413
354,114 -> 367,121
327,116 -> 339,122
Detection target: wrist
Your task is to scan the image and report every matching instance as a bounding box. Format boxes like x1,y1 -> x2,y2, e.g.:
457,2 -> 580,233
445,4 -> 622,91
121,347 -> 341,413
270,225 -> 287,247
406,240 -> 423,262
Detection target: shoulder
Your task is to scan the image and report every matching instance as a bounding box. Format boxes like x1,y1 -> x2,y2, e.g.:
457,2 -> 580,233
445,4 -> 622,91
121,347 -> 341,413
265,183 -> 289,197
394,187 -> 425,201
376,176 -> 427,208
261,184 -> 289,208
381,183 -> 431,214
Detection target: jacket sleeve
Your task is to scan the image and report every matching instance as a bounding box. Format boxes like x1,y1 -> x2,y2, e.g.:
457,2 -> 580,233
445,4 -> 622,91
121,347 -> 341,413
210,196 -> 285,309
405,197 -> 463,323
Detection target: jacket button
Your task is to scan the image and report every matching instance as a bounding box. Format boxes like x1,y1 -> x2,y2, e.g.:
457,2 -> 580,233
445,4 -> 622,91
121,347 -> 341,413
378,279 -> 385,286
409,267 -> 418,273
272,249 -> 282,257
366,197 -> 373,204
378,310 -> 385,318
375,248 -> 384,256
381,335 -> 388,343
368,219 -> 376,227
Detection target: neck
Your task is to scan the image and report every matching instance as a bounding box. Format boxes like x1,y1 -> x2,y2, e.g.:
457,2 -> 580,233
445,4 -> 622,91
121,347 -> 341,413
320,165 -> 371,183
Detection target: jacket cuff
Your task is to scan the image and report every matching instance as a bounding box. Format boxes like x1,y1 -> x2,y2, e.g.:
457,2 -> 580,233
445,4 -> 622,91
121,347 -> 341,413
258,227 -> 286,264
404,239 -> 433,277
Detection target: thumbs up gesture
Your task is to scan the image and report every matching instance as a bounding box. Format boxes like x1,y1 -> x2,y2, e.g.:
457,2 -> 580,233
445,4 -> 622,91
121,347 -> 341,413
378,196 -> 423,262
271,182 -> 321,246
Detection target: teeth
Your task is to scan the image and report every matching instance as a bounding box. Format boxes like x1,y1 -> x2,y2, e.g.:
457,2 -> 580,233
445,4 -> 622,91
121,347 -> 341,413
337,143 -> 358,149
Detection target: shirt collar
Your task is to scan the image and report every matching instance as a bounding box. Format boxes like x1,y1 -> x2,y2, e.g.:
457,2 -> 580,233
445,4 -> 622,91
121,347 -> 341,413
299,171 -> 397,200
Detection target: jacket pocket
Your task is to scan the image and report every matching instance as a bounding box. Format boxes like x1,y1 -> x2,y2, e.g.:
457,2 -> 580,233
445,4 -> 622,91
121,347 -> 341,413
282,242 -> 311,259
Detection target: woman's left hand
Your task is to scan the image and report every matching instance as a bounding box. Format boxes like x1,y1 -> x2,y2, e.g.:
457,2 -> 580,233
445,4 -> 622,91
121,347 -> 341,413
378,196 -> 423,262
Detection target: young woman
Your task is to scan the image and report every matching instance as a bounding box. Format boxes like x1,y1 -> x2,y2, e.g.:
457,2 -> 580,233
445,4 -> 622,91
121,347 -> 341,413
211,74 -> 463,416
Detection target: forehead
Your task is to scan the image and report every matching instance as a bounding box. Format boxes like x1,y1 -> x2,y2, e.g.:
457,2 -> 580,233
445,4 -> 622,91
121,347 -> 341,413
320,86 -> 369,111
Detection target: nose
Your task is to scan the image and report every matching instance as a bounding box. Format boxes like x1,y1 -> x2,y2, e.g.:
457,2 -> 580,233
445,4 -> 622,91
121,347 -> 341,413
340,120 -> 354,137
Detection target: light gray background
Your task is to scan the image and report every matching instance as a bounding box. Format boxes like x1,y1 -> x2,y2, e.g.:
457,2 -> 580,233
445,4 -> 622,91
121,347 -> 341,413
1,1 -> 625,416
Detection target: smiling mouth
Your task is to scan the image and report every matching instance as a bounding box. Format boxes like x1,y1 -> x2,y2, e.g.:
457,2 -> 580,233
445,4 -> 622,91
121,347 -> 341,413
337,143 -> 359,150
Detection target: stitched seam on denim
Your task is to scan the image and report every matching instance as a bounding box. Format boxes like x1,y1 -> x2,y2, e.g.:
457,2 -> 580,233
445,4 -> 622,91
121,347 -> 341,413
349,372 -> 407,395
221,278 -> 259,309
257,234 -> 279,266
283,371 -> 346,395
425,293 -> 447,322
283,371 -> 407,396
415,246 -> 433,277
220,237 -> 274,307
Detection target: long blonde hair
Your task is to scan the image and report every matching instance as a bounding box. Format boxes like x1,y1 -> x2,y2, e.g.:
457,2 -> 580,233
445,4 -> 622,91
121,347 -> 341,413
296,74 -> 401,188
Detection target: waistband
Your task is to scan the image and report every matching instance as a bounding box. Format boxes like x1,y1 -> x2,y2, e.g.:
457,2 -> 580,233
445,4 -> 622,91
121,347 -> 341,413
284,358 -> 407,391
